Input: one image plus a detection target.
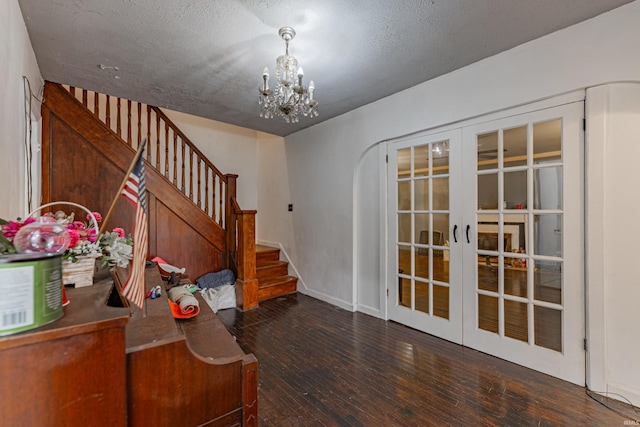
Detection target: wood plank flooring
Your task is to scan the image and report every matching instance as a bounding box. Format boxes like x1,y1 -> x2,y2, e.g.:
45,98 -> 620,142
224,293 -> 631,426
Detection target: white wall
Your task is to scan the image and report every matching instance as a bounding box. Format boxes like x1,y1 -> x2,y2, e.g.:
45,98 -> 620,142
256,0 -> 640,404
0,0 -> 43,220
256,132 -> 289,243
255,132 -> 288,240
161,109 -> 259,212
586,83 -> 640,405
255,132 -> 307,281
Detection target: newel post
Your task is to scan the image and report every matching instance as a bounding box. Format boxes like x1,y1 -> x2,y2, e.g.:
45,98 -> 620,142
235,209 -> 258,311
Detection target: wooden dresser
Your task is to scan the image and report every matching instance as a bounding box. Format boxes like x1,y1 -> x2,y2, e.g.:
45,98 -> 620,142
0,282 -> 130,426
0,272 -> 258,426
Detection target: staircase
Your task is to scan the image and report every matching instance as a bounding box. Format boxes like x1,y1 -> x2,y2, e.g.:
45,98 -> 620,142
43,82 -> 297,308
256,245 -> 298,302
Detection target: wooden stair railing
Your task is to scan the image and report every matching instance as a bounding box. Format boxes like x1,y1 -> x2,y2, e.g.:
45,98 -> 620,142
54,83 -> 258,310
64,85 -> 226,228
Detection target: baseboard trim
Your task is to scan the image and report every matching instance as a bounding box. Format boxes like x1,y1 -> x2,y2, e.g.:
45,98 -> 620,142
606,382 -> 640,408
297,286 -> 355,312
257,239 -> 355,312
355,304 -> 381,318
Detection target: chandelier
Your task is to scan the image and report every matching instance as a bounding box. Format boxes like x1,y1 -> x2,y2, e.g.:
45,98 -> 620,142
258,27 -> 319,123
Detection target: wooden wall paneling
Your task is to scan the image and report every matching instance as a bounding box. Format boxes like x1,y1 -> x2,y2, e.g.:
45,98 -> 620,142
147,192 -> 157,259
144,167 -> 225,250
48,116 -> 134,232
155,200 -> 223,279
41,103 -> 52,205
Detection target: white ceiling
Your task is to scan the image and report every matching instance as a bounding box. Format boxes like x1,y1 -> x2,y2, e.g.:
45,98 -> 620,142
18,0 -> 632,137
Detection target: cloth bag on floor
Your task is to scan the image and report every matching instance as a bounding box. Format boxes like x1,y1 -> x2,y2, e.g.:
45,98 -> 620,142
200,285 -> 236,313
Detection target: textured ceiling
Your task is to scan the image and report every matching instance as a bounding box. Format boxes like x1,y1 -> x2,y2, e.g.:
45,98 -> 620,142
18,0 -> 633,137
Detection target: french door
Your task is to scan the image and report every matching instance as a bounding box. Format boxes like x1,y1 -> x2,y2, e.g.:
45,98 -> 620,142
387,130 -> 463,344
387,101 -> 585,384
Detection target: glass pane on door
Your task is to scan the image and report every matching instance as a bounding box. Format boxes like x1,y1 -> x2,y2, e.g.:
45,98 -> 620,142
533,120 -> 562,164
534,306 -> 562,351
477,131 -> 498,171
504,126 -> 528,168
398,148 -> 411,177
398,247 -> 411,308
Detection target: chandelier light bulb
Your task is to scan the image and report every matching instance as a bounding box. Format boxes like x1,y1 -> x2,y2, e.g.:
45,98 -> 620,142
262,67 -> 270,93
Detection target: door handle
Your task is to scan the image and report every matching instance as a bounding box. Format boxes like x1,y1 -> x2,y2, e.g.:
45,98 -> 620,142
453,225 -> 458,243
466,225 -> 471,244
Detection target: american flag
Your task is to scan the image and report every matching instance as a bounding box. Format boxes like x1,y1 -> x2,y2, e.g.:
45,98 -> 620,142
120,146 -> 148,309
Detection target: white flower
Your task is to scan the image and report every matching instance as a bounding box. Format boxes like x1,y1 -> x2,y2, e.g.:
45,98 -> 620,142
67,240 -> 102,258
106,239 -> 133,267
99,231 -> 134,268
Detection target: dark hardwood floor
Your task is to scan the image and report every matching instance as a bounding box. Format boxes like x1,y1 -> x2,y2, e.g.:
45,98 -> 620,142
223,293 -> 631,426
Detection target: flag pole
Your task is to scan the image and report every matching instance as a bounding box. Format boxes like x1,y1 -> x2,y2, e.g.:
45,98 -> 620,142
99,140 -> 146,234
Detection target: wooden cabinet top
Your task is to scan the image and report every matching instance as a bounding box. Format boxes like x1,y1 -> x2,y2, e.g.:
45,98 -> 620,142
0,282 -> 130,351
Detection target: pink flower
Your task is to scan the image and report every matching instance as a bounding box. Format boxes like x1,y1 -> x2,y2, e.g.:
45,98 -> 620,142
69,221 -> 86,231
89,212 -> 102,223
86,227 -> 98,243
1,218 -> 35,242
67,229 -> 80,248
112,227 -> 125,238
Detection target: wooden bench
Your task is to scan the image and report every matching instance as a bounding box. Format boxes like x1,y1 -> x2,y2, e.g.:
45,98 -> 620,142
114,265 -> 258,426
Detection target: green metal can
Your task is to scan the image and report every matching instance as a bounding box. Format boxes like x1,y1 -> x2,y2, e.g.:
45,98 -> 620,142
0,252 -> 64,336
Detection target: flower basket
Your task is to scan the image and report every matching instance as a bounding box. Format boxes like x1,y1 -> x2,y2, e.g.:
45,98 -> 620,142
62,255 -> 97,288
28,201 -> 101,288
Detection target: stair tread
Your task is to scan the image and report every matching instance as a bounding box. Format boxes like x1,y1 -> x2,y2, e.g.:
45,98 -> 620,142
256,245 -> 279,253
256,260 -> 288,269
256,245 -> 281,264
258,275 -> 298,288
